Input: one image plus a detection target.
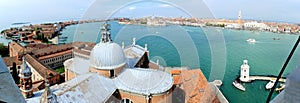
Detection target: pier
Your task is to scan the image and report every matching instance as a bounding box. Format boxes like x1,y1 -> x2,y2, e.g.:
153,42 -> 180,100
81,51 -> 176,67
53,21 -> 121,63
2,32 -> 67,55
249,76 -> 286,82
239,60 -> 286,83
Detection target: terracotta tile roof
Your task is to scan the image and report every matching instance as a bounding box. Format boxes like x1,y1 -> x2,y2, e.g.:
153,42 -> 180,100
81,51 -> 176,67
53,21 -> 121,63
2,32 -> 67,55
171,69 -> 181,75
72,42 -> 97,57
26,43 -> 52,49
2,56 -> 22,67
72,42 -> 96,49
33,43 -> 73,57
173,69 -> 220,103
173,75 -> 182,85
25,54 -> 58,78
9,42 -> 24,52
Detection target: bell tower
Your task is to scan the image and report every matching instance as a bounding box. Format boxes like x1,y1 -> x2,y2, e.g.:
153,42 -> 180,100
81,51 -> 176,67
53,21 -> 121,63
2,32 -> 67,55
19,56 -> 33,98
238,10 -> 242,25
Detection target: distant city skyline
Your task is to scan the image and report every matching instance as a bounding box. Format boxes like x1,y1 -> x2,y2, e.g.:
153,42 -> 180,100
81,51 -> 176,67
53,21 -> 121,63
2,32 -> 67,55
1,0 -> 299,30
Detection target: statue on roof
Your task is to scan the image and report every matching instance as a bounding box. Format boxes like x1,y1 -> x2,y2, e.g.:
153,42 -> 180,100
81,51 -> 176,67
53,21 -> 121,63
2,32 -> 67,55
40,75 -> 58,103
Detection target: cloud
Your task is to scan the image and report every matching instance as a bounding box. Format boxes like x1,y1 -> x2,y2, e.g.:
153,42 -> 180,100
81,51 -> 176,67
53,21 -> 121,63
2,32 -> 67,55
129,6 -> 136,10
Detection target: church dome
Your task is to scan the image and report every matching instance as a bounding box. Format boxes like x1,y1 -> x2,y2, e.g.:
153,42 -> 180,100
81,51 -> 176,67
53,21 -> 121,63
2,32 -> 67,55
89,42 -> 126,70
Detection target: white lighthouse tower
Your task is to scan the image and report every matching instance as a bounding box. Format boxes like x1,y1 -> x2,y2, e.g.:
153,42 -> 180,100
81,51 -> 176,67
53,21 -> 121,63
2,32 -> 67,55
240,60 -> 250,82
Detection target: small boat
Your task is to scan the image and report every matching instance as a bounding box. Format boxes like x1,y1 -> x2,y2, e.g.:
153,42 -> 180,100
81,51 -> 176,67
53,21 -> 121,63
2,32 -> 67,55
265,80 -> 275,89
275,84 -> 286,92
233,78 -> 246,91
246,38 -> 256,43
273,37 -> 280,40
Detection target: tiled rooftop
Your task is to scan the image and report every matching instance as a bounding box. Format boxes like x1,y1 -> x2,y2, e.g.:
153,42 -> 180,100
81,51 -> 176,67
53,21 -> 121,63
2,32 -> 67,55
9,42 -> 24,52
171,69 -> 220,103
25,54 -> 58,78
32,43 -> 72,57
3,56 -> 22,67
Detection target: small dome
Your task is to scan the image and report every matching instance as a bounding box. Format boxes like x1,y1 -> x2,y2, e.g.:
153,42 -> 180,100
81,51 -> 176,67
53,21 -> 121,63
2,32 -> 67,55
89,42 -> 126,70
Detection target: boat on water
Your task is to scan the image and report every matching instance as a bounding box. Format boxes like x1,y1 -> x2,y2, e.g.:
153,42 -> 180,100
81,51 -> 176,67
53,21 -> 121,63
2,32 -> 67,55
273,37 -> 280,40
233,78 -> 246,91
266,80 -> 275,89
275,84 -> 286,92
246,38 -> 256,43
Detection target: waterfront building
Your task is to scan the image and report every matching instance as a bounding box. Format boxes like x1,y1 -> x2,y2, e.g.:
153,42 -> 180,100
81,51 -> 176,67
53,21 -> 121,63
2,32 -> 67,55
270,26 -> 279,32
243,21 -> 269,30
225,23 -> 241,29
284,27 -> 291,33
240,60 -> 250,82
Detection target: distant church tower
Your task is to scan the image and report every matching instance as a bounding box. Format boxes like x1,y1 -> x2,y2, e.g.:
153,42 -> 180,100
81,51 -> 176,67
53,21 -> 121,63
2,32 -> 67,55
19,56 -> 33,98
238,10 -> 242,25
240,60 -> 250,82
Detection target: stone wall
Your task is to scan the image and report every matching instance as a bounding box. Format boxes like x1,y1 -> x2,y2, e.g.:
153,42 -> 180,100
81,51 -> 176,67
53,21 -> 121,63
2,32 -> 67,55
89,65 -> 125,78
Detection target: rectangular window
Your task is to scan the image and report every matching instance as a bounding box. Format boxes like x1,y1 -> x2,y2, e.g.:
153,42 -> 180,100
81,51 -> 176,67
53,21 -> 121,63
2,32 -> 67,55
110,70 -> 114,78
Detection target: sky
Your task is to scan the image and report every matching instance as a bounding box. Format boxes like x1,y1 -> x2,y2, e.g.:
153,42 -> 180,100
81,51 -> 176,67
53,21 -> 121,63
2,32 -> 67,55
0,0 -> 299,30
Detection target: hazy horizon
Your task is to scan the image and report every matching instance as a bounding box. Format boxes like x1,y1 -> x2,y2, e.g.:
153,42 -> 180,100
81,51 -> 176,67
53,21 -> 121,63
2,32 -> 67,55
1,0 -> 299,30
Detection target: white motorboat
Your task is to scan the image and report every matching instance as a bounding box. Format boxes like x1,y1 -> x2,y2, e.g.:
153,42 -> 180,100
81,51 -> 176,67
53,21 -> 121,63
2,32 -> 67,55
246,38 -> 256,43
233,79 -> 246,91
266,80 -> 275,89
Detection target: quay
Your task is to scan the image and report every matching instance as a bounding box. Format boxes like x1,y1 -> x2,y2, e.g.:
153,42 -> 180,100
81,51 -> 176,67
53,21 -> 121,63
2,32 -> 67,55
249,75 -> 286,82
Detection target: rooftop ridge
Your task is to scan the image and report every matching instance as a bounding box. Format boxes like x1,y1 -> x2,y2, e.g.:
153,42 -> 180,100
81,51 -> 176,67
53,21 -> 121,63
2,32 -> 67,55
25,54 -> 58,78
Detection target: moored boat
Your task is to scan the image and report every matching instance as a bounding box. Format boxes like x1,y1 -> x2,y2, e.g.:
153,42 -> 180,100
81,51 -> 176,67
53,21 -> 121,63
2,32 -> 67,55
265,80 -> 275,89
233,78 -> 246,91
273,37 -> 280,40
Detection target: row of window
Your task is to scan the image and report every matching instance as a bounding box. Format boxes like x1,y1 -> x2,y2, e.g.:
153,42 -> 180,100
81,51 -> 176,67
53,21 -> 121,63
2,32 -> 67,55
42,53 -> 73,64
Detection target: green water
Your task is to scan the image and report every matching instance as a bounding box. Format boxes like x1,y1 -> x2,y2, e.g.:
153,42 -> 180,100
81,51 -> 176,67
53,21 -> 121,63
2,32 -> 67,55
61,21 -> 300,103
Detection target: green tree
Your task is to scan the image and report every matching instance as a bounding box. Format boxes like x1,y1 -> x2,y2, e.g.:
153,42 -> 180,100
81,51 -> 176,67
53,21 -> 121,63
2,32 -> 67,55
0,43 -> 9,57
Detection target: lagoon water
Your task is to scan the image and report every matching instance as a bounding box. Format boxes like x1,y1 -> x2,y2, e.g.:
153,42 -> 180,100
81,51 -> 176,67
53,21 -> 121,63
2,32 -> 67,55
2,21 -> 300,102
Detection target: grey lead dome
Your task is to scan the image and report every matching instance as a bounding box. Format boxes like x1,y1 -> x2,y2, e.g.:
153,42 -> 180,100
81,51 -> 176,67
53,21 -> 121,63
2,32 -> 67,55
89,42 -> 126,70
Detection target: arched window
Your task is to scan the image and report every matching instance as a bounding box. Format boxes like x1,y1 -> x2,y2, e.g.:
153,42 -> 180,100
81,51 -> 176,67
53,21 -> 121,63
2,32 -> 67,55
121,98 -> 133,103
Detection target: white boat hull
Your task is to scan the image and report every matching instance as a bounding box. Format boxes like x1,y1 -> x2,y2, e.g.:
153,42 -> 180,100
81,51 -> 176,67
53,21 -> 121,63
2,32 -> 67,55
233,81 -> 246,91
266,80 -> 275,89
